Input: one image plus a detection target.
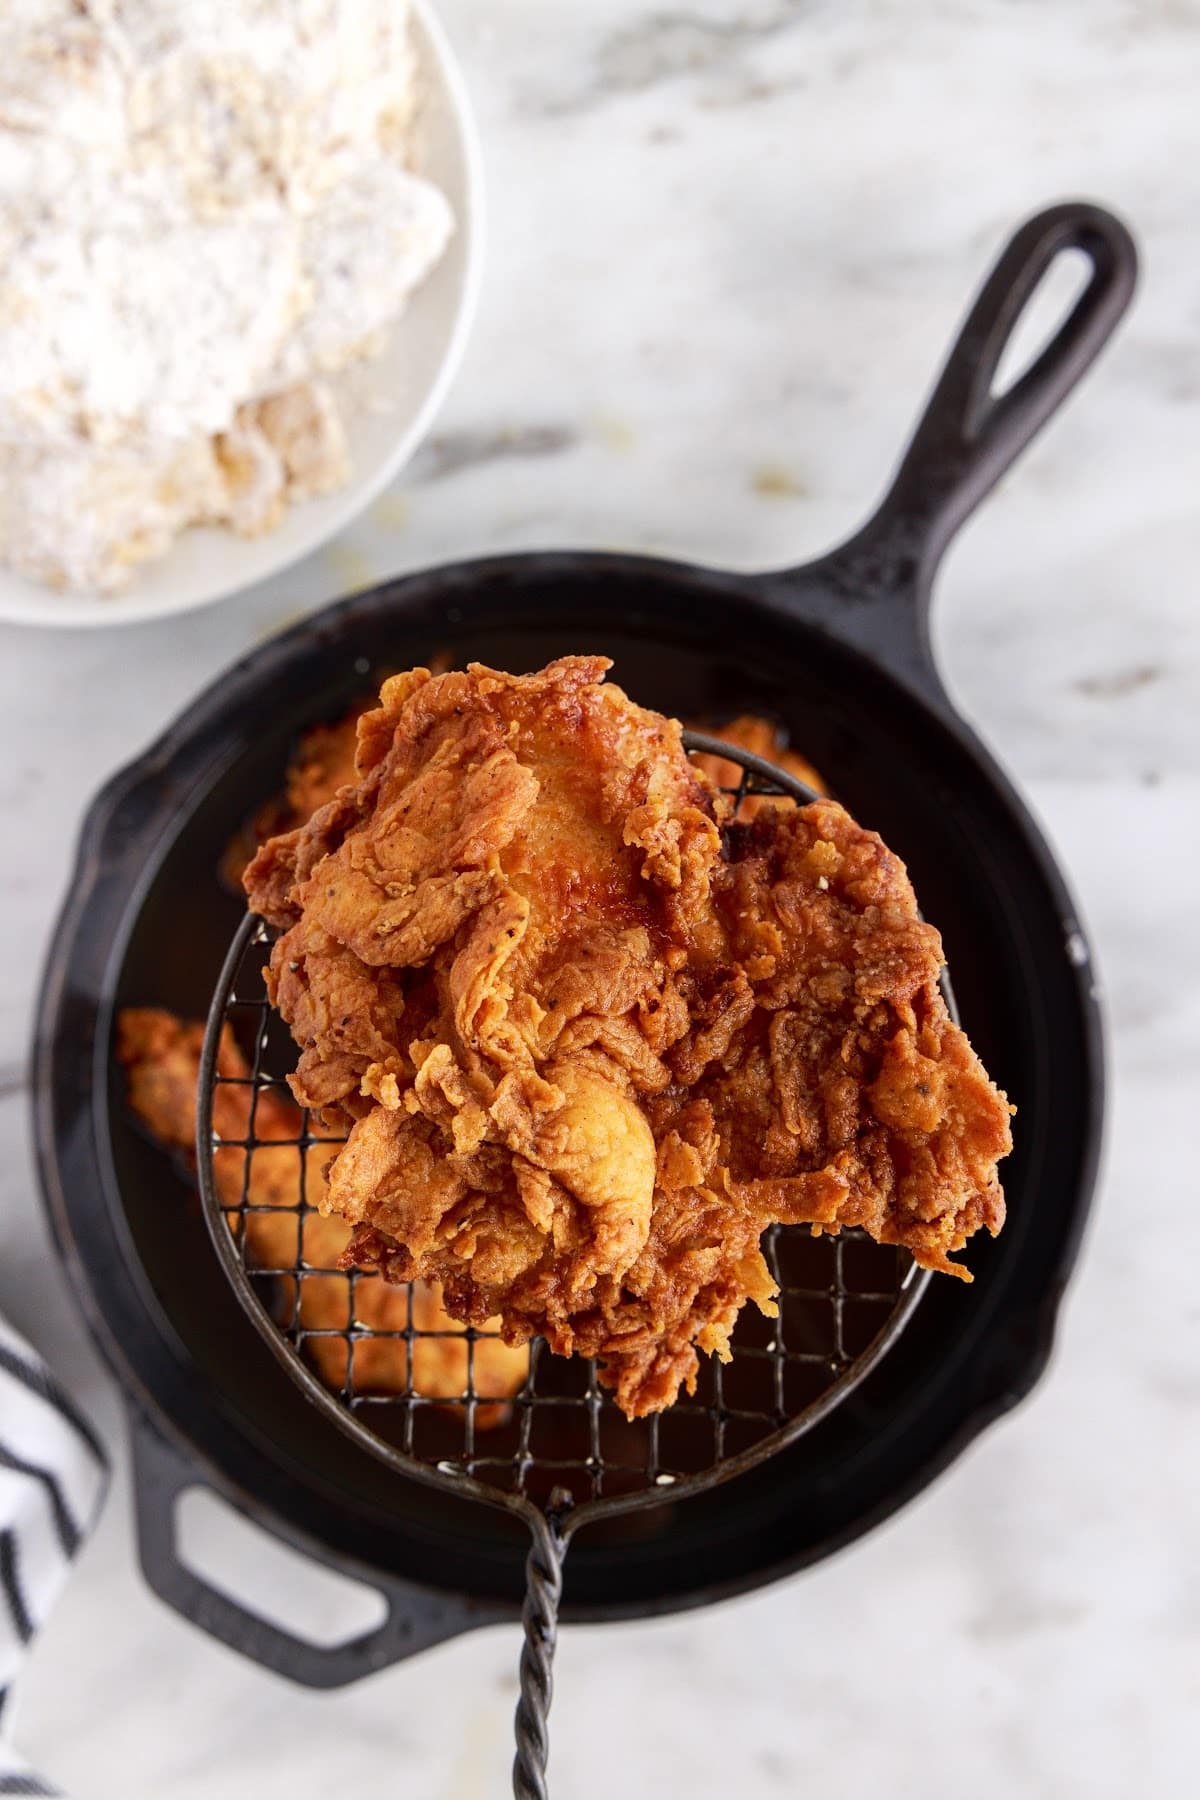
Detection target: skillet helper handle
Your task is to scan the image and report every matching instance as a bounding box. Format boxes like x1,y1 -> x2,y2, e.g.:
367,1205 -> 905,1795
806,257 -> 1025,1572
877,200 -> 1137,569
128,1406 -> 456,1689
512,1503 -> 570,1800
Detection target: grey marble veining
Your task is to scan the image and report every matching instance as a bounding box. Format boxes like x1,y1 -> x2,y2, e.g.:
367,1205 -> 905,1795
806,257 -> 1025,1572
1,2 -> 1197,1794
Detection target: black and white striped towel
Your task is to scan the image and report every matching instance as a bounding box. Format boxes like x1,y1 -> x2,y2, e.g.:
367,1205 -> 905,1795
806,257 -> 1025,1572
0,1315 -> 108,1796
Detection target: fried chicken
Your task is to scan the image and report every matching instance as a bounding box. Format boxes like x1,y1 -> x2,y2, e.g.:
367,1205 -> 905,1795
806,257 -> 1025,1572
223,699 -> 823,889
279,711 -> 368,823
244,657 -> 1013,1418
220,706 -> 369,891
115,1007 -> 527,1420
688,714 -> 825,811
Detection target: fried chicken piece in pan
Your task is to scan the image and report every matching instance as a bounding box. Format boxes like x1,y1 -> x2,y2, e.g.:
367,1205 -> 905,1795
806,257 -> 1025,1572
115,1008 -> 527,1421
221,653 -> 460,891
280,711 -> 366,824
245,657 -> 1013,1418
688,713 -> 825,811
220,708 -> 367,891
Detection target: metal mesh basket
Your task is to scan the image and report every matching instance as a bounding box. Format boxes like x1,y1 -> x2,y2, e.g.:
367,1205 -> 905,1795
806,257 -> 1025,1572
214,925 -> 921,1505
199,734 -> 935,1799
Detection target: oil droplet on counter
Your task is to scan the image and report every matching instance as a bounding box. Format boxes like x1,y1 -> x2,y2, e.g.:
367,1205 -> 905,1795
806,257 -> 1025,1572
593,414 -> 637,454
253,605 -> 308,644
752,460 -> 808,499
371,492 -> 411,531
324,542 -> 377,592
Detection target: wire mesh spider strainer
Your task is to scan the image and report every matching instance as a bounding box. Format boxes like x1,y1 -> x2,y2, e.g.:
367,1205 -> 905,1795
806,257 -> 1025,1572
197,734 -> 944,1799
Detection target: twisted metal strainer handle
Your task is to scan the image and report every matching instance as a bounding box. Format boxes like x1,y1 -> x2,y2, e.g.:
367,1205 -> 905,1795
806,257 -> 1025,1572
513,1499 -> 571,1800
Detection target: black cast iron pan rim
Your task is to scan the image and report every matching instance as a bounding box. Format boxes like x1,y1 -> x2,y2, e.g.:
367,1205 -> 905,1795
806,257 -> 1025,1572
31,592 -> 1108,1678
31,199 -> 1133,1677
42,540 -> 1102,1446
28,650 -> 1080,1616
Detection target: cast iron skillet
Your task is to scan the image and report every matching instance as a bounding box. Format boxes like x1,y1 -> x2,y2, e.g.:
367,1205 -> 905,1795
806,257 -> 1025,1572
33,201 -> 1135,1687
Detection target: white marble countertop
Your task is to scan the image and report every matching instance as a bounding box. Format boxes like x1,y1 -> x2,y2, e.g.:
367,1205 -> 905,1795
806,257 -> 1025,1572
1,3 -> 1197,1795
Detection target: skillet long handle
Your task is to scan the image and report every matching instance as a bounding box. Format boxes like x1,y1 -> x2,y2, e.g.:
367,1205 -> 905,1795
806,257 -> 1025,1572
770,202 -> 1138,704
512,1507 -> 569,1800
870,200 -> 1138,573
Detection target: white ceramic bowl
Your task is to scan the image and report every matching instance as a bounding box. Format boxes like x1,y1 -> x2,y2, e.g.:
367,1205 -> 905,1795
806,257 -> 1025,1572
0,1 -> 483,631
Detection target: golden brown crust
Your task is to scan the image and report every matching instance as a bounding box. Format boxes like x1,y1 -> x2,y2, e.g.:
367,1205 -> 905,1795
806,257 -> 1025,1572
223,700 -> 823,888
115,1007 -> 527,1420
245,659 -> 1013,1418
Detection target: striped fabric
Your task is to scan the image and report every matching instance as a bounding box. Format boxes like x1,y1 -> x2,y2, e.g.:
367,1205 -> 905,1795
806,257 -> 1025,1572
0,1317 -> 108,1796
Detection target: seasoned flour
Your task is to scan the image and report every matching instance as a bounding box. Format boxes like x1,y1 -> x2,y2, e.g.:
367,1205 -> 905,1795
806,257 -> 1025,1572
0,1 -> 453,594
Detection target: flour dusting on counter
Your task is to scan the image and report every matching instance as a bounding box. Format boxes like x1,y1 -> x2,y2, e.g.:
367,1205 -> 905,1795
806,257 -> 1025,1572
0,0 -> 453,595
